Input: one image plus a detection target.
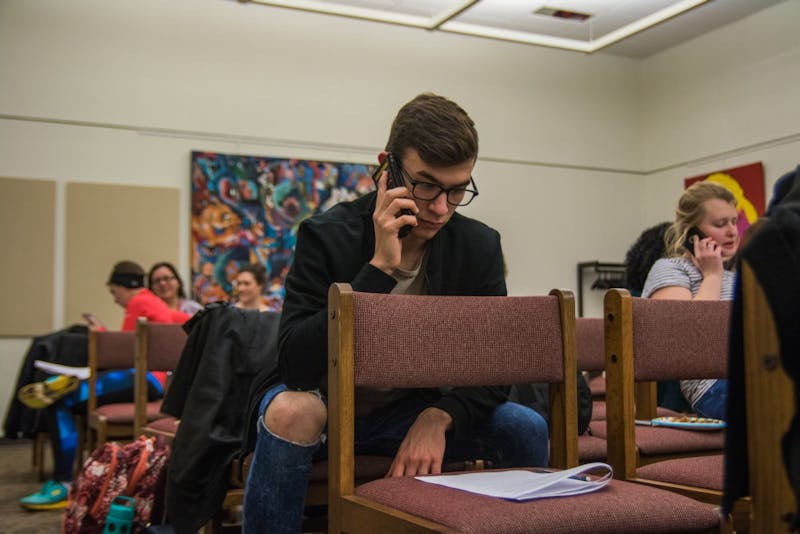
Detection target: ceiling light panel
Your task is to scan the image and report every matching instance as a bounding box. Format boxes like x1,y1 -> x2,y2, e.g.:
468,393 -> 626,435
450,0 -> 681,42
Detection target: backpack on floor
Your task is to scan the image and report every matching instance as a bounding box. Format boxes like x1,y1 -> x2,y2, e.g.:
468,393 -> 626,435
63,435 -> 170,534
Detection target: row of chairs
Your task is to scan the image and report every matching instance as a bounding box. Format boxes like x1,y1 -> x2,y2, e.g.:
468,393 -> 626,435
323,257 -> 794,533
84,318 -> 186,456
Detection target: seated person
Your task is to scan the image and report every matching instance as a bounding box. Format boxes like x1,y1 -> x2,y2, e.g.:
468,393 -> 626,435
234,263 -> 269,311
641,182 -> 739,420
148,261 -> 203,316
242,93 -> 549,533
18,260 -> 190,510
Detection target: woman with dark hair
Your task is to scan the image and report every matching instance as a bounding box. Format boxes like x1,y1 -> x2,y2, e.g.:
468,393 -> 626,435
234,263 -> 268,311
148,261 -> 203,316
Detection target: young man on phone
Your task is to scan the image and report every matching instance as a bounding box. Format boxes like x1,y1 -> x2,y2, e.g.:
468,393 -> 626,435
242,93 -> 548,533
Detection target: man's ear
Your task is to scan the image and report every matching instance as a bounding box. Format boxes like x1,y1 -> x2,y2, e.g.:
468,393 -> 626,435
377,151 -> 388,165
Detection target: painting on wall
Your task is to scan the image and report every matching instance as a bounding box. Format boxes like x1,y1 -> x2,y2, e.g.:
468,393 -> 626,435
190,151 -> 376,310
684,162 -> 765,238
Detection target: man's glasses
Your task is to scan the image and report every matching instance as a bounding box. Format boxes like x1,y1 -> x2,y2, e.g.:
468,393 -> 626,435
399,166 -> 479,207
151,275 -> 177,285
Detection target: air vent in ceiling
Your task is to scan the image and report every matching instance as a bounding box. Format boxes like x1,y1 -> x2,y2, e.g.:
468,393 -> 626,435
534,6 -> 592,22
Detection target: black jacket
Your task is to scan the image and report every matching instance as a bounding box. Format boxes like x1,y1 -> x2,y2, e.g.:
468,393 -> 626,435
4,325 -> 88,439
245,191 -> 508,452
161,304 -> 280,534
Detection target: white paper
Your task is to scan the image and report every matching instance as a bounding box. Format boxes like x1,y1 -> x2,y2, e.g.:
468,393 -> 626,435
34,360 -> 91,380
415,462 -> 612,501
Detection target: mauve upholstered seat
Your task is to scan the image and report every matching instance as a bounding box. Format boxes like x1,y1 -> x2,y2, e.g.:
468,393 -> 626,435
590,420 -> 723,456
636,455 -> 724,491
95,400 -> 162,423
589,375 -> 606,397
592,400 -> 606,420
577,434 -> 607,462
143,415 -> 179,434
354,473 -> 720,533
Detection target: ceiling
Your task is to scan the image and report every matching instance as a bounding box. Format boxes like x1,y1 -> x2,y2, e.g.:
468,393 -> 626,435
237,0 -> 787,57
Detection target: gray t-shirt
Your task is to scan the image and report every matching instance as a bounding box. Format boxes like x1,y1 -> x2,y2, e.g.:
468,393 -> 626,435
641,257 -> 734,408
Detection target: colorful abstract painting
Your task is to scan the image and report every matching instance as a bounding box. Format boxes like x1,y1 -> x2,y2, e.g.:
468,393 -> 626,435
191,151 -> 376,310
684,162 -> 765,237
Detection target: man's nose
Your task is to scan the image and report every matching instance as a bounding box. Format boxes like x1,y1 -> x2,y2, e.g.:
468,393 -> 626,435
429,192 -> 449,214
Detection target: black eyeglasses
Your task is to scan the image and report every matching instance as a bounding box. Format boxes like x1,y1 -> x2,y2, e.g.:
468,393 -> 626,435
399,166 -> 479,207
151,275 -> 177,285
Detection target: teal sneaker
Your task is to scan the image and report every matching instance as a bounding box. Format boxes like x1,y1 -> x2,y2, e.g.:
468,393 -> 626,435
19,479 -> 69,511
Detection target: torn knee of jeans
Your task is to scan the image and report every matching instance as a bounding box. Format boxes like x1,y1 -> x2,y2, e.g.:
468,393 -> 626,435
259,414 -> 324,447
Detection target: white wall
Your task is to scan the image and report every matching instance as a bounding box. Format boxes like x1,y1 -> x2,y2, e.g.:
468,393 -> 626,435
640,0 -> 800,225
0,0 -> 644,432
0,0 -> 798,432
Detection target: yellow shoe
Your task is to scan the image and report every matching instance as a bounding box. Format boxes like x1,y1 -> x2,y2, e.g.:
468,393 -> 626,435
17,375 -> 80,409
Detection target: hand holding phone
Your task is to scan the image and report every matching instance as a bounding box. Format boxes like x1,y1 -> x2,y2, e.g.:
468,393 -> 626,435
683,227 -> 707,256
82,313 -> 104,330
371,153 -> 414,238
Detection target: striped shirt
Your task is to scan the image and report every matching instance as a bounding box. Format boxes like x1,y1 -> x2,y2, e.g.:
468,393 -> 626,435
641,257 -> 735,407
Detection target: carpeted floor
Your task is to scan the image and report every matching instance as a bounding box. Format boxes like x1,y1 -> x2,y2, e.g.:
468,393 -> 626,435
0,439 -> 64,533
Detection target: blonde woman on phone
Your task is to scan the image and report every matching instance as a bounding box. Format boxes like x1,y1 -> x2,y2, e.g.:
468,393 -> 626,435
641,182 -> 739,420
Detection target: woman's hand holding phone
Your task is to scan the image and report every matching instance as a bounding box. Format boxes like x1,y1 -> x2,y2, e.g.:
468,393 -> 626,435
370,161 -> 418,275
687,232 -> 724,278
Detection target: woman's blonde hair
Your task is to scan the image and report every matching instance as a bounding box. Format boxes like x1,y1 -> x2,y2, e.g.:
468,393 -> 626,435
664,181 -> 736,257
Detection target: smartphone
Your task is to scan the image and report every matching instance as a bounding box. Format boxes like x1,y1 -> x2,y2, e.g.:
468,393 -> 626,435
683,227 -> 707,255
370,153 -> 413,238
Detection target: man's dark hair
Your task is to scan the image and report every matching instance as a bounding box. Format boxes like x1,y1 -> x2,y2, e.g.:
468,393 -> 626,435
385,93 -> 478,167
624,222 -> 671,296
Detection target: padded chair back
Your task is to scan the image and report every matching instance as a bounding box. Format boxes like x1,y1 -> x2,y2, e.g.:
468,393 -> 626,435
576,317 -> 604,372
137,319 -> 187,372
629,298 -> 730,381
88,330 -> 136,414
328,284 -> 578,534
348,294 -> 569,388
604,289 -> 730,478
134,318 -> 187,436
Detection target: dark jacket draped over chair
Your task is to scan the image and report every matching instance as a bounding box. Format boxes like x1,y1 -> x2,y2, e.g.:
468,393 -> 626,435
161,304 -> 279,534
4,325 -> 88,439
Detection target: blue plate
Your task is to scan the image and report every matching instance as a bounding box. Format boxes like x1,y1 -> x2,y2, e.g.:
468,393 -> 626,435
651,416 -> 725,430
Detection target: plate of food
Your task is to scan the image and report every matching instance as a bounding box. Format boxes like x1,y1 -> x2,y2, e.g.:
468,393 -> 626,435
650,416 -> 725,430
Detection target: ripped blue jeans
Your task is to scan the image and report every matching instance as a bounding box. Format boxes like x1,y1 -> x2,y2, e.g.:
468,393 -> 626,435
242,383 -> 549,533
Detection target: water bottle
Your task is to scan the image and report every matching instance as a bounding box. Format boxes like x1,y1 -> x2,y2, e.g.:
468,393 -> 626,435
103,495 -> 136,534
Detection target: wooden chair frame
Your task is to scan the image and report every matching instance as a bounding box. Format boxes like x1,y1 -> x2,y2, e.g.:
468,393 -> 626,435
326,284 -> 578,534
134,317 -> 186,440
741,260 -> 795,532
604,288 -> 747,531
87,329 -> 136,451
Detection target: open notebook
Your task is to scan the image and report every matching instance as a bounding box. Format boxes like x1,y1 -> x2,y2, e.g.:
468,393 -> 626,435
416,462 -> 612,501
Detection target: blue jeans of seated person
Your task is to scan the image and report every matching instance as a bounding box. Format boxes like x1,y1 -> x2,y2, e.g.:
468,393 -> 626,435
692,379 -> 728,420
243,383 -> 549,534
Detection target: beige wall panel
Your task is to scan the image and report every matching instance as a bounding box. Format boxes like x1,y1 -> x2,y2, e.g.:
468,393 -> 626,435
65,183 -> 180,329
0,177 -> 55,336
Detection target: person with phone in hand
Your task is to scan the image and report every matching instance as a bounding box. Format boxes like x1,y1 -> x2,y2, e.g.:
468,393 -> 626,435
641,181 -> 740,419
242,93 -> 549,533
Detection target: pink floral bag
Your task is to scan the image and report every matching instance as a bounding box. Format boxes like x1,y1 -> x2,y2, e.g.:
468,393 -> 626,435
63,435 -> 170,534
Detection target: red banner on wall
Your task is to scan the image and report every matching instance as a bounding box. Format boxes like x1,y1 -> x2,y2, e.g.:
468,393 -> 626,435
685,162 -> 765,236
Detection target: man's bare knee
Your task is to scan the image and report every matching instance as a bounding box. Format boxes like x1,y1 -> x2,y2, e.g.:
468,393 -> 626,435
263,391 -> 327,445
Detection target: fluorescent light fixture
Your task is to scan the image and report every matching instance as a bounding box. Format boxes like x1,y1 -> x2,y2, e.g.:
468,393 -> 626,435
241,0 -> 710,53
